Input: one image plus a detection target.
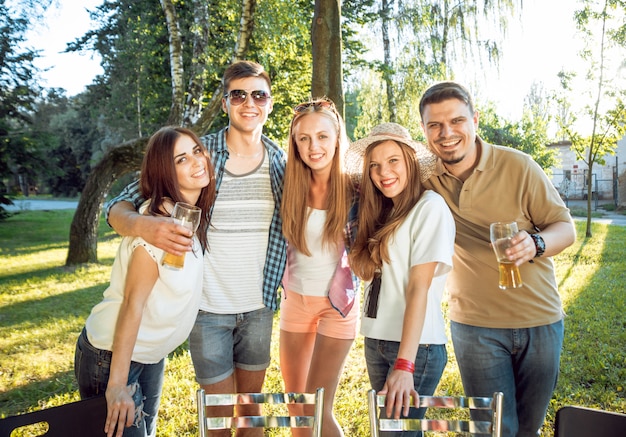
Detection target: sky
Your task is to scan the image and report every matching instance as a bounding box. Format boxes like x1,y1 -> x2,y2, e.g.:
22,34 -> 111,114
22,0 -> 606,134
24,0 -> 103,96
469,0 -> 582,118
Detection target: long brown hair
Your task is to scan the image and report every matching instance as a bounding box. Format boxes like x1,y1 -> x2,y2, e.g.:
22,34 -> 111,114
349,140 -> 424,280
281,99 -> 354,256
139,126 -> 215,252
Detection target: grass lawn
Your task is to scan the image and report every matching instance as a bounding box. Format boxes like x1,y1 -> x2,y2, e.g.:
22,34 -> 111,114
0,210 -> 624,436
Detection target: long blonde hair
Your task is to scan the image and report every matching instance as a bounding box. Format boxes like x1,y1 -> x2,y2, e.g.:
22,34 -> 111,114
349,140 -> 424,280
281,99 -> 353,256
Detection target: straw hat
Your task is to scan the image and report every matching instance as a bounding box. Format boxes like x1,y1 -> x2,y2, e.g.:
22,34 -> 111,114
345,122 -> 437,183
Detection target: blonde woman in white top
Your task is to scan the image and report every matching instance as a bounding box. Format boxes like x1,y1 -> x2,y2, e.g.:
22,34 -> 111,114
280,98 -> 358,437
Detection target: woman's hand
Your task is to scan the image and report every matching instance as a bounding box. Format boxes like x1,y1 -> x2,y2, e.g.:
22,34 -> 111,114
105,384 -> 135,437
380,369 -> 419,419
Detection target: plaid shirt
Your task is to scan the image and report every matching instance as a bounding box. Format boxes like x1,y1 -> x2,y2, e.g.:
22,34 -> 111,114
105,127 -> 288,311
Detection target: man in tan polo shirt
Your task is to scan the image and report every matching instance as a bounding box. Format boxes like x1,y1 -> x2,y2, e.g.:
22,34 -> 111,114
419,81 -> 576,437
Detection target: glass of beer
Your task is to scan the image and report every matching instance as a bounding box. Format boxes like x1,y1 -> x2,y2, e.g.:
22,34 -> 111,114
489,222 -> 523,289
161,202 -> 201,270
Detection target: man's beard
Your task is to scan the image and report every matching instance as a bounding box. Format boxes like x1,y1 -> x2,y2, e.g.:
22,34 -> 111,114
441,154 -> 465,165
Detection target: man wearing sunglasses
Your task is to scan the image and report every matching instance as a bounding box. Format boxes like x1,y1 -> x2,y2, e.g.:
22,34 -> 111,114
106,60 -> 286,437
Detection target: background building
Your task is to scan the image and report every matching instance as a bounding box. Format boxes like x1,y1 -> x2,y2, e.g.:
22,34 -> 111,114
548,135 -> 626,208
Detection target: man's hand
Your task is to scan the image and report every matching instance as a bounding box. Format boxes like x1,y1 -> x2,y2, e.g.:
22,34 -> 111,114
507,221 -> 576,265
108,201 -> 193,255
506,231 -> 536,265
140,214 -> 194,255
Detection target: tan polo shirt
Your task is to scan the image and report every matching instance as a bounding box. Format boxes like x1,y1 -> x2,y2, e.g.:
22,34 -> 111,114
423,138 -> 572,329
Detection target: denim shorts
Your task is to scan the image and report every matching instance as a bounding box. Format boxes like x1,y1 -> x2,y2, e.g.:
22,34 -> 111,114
74,328 -> 164,437
189,307 -> 273,385
364,337 -> 447,437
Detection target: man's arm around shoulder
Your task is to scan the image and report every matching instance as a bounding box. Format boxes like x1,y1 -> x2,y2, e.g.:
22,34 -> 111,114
108,201 -> 193,257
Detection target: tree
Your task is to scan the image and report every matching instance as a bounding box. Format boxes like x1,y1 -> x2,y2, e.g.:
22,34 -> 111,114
68,0 -> 175,140
478,103 -> 557,171
32,90 -> 105,198
0,0 -> 41,212
450,79 -> 556,166
66,0 -> 259,264
66,0 -> 314,264
380,0 -> 397,122
558,0 -> 626,237
351,0 -> 522,137
311,0 -> 344,114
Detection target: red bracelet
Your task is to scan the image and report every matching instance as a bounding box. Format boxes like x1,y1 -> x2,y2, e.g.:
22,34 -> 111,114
393,358 -> 415,373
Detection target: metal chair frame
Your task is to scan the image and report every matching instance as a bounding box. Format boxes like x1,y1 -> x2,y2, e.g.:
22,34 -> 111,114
368,390 -> 504,437
197,388 -> 324,437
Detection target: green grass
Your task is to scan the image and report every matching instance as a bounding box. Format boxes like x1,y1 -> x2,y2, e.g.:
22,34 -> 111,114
1,210 -> 624,436
599,203 -> 626,214
567,206 -> 604,218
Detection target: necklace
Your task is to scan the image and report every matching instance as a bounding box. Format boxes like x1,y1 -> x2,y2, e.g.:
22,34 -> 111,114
228,145 -> 263,159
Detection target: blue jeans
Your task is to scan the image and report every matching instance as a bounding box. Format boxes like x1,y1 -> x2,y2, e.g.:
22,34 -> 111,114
451,320 -> 564,437
74,328 -> 165,437
364,338 -> 447,437
189,307 -> 273,385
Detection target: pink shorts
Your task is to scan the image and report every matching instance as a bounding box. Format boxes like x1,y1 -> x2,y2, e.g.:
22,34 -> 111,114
279,291 -> 359,340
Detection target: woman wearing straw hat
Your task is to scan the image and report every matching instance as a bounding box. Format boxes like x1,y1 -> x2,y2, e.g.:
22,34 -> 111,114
346,123 -> 455,435
279,98 -> 359,437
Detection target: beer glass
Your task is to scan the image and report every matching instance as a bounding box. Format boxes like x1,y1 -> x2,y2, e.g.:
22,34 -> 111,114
489,222 -> 523,289
161,202 -> 201,270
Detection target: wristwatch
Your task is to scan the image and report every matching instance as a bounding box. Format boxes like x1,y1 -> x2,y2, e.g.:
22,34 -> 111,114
530,233 -> 545,258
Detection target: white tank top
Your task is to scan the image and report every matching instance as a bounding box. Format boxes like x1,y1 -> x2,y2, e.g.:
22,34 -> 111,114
286,208 -> 340,297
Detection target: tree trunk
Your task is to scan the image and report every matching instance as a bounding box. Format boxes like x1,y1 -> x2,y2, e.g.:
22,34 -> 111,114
183,0 -> 210,126
233,0 -> 257,60
439,0 -> 450,69
194,0 -> 257,134
66,138 -> 148,265
160,0 -> 185,126
311,0 -> 344,116
381,0 -> 396,122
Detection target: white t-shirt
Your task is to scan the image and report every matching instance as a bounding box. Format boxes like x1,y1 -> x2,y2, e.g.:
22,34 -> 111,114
200,153 -> 273,313
286,208 -> 341,297
360,190 -> 455,344
86,236 -> 203,363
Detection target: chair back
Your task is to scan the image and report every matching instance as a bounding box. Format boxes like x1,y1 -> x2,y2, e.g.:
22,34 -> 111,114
0,396 -> 107,437
555,405 -> 626,437
368,390 -> 503,437
197,388 -> 324,437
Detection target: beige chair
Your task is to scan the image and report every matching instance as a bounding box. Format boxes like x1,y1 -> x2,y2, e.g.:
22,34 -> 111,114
197,388 -> 324,437
368,390 -> 503,436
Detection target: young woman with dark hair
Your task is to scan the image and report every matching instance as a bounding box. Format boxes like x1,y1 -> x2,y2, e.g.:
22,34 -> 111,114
74,126 -> 215,437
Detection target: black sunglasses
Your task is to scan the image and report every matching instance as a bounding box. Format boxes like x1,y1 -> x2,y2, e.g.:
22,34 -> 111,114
223,89 -> 271,106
